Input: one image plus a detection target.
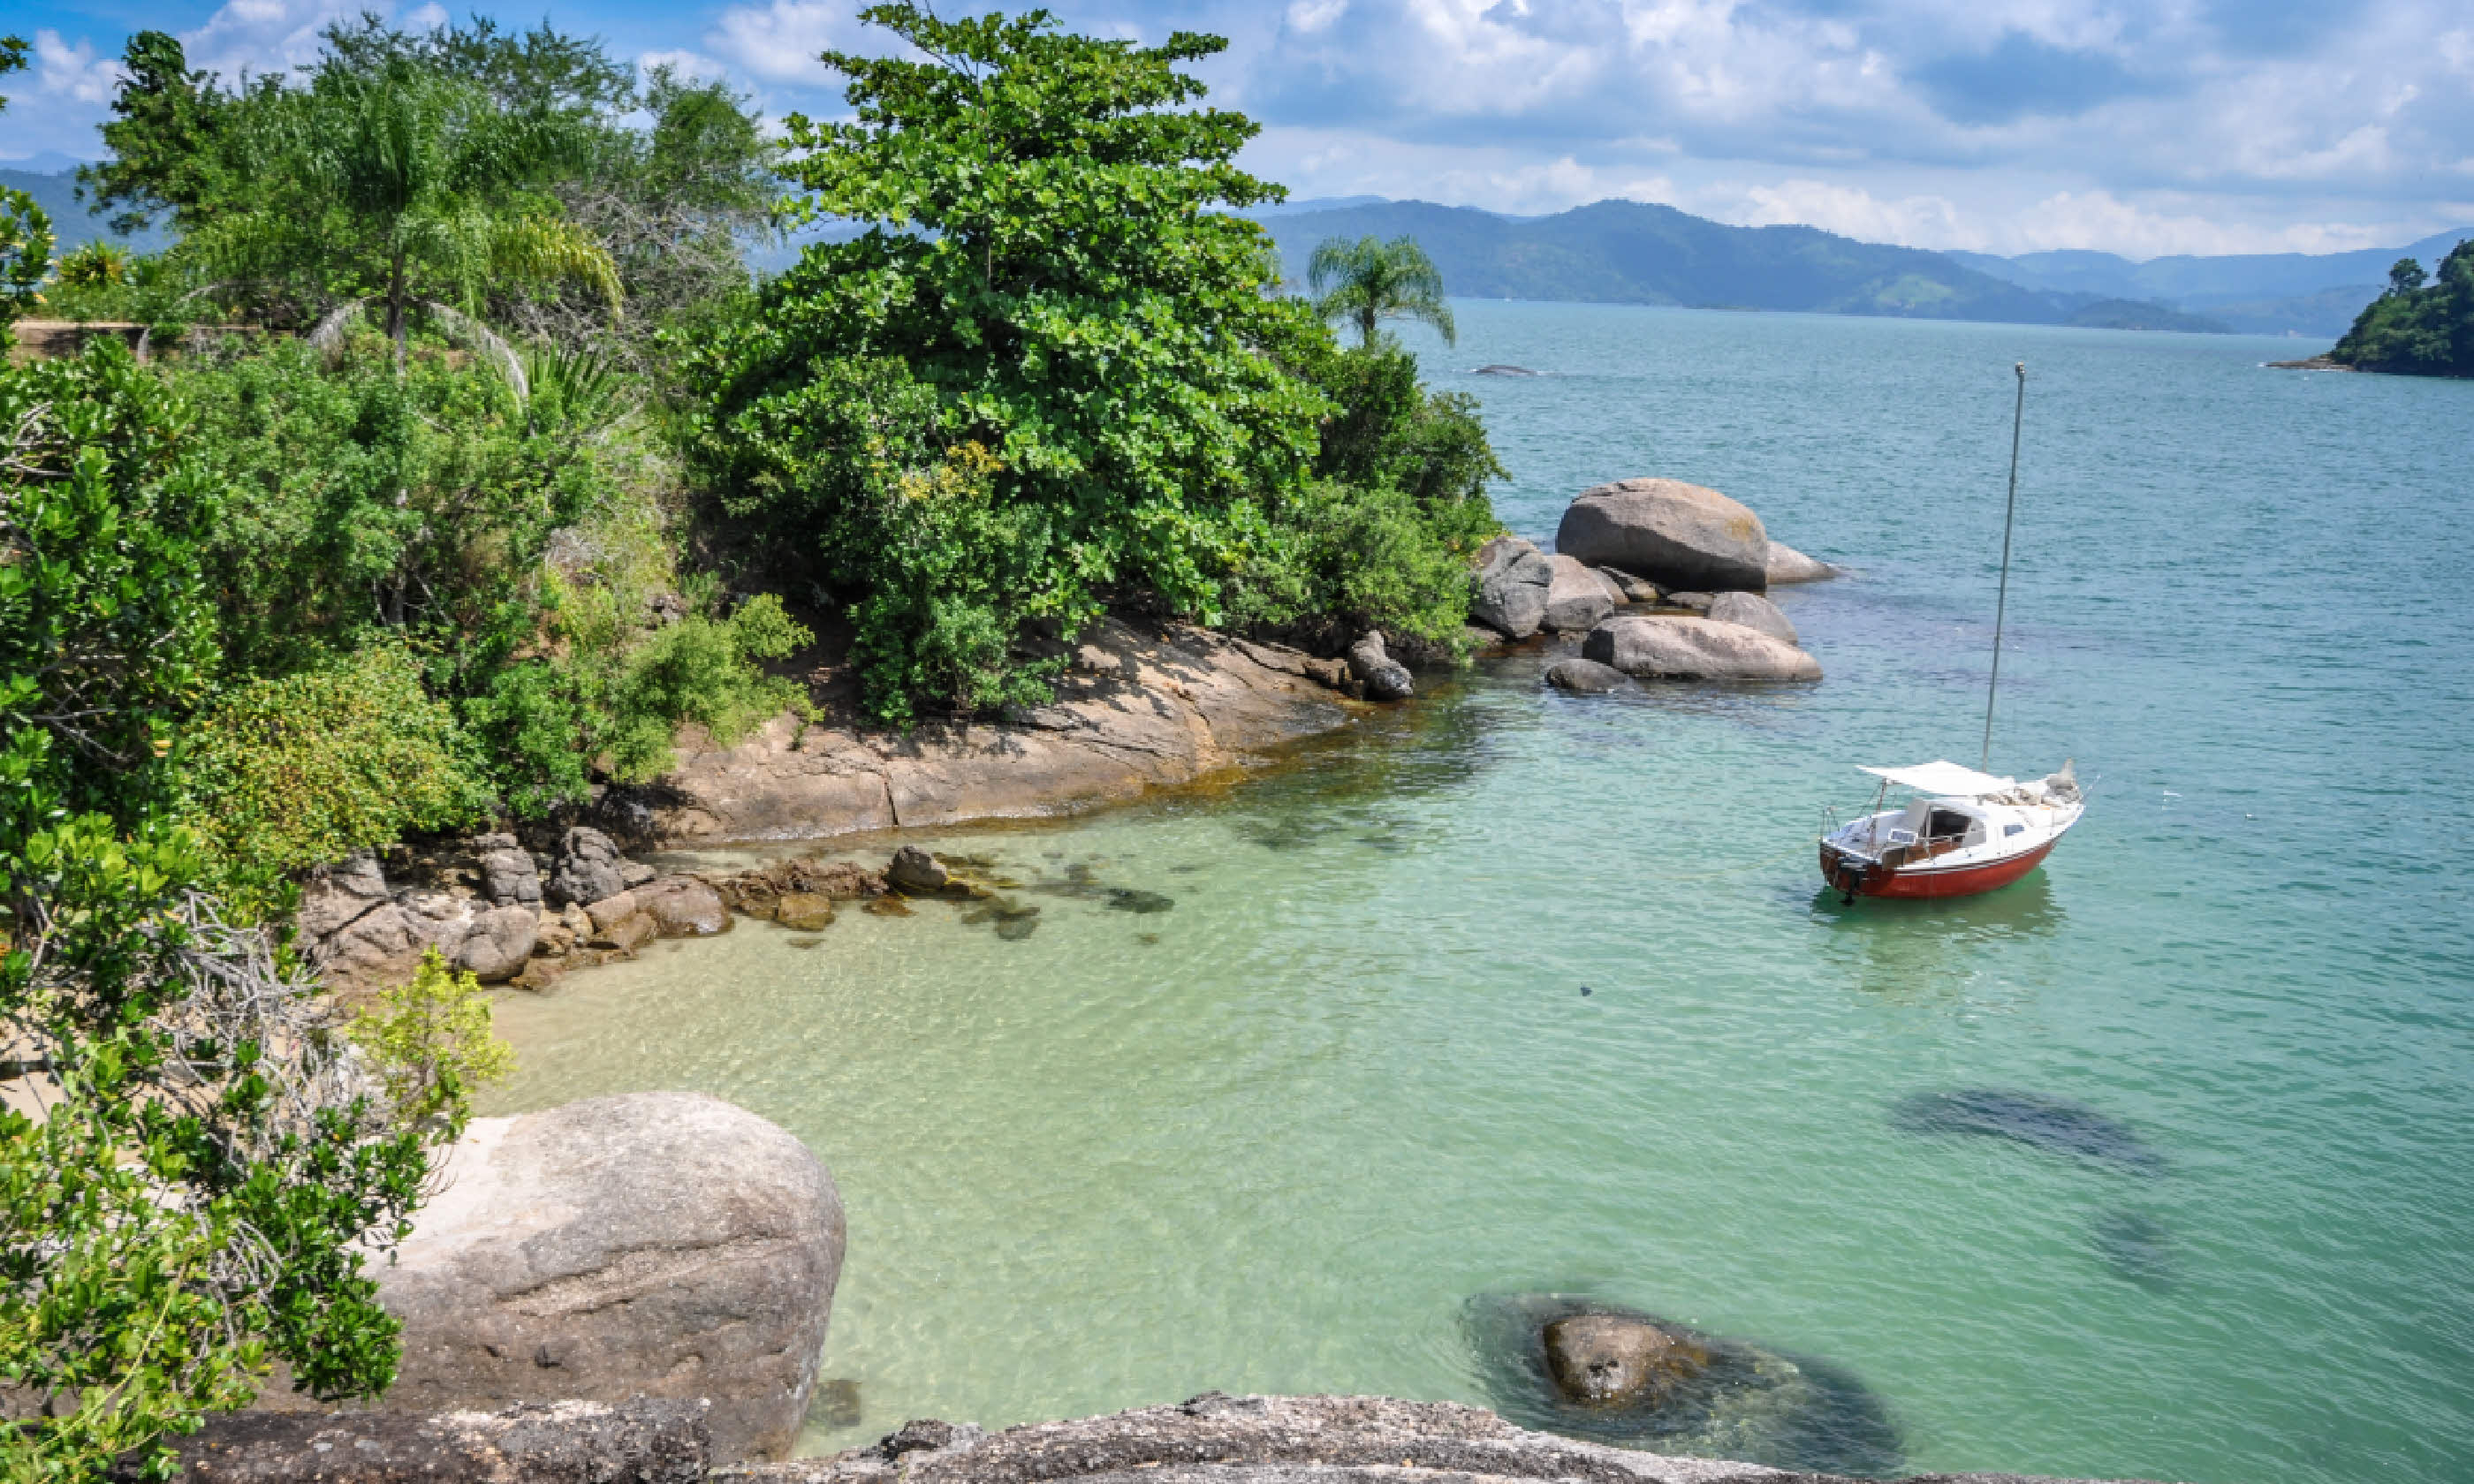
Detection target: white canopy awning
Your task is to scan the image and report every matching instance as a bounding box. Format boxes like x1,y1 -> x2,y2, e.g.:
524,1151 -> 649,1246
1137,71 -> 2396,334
1860,760 -> 2016,797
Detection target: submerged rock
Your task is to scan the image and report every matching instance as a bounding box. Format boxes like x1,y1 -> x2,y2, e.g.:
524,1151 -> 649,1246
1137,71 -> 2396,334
2091,1207 -> 2176,1288
1766,540 -> 1838,584
1704,591 -> 1798,647
774,892 -> 838,931
1555,479 -> 1770,594
1890,1088 -> 2164,1173
1105,888 -> 1176,914
1544,658 -> 1630,694
1476,365 -> 1540,376
1462,1293 -> 1901,1477
1582,616 -> 1822,682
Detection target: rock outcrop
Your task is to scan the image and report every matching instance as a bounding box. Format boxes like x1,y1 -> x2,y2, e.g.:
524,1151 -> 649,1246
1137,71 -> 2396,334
1764,541 -> 1837,585
1704,591 -> 1798,647
474,834 -> 544,908
134,1401 -> 708,1484
1346,632 -> 1415,701
1542,556 -> 1616,633
299,854 -> 540,993
548,828 -> 629,909
330,1093 -> 843,1466
1598,567 -> 1662,604
1470,537 -> 1554,639
641,618 -> 1353,844
1544,659 -> 1630,694
733,1392 -> 2172,1484
1555,479 -> 1770,594
1582,617 -> 1823,682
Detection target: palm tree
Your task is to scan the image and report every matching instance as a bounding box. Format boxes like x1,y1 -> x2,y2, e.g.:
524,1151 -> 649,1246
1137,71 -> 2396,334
1308,234 -> 1454,348
189,59 -> 620,381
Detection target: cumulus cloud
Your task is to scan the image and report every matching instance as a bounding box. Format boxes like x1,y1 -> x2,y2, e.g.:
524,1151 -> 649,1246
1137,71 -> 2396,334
708,0 -> 855,84
34,30 -> 125,106
180,0 -> 368,84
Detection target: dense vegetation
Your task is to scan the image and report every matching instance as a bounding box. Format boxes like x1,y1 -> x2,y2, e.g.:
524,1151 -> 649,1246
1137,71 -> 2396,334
2329,245 -> 2474,375
1,5 -> 1498,1466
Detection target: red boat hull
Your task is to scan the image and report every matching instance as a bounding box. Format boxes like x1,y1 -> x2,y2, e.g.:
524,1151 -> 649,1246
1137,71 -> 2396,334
1820,837 -> 2059,899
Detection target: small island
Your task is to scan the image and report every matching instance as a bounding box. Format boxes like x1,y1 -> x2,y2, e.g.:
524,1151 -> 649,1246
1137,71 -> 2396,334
2274,246 -> 2474,376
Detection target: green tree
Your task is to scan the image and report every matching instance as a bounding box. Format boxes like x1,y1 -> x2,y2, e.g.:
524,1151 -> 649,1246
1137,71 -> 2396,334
0,344 -> 459,1479
2332,240 -> 2474,376
1307,234 -> 1456,348
687,3 -> 1332,723
81,31 -> 238,240
0,35 -> 52,351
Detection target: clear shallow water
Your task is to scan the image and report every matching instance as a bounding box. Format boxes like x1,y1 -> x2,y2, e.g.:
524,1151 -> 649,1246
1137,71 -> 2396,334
486,306 -> 2474,1483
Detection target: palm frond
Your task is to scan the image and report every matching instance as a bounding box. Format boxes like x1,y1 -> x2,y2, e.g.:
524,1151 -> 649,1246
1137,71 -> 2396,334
421,299 -> 529,403
306,299 -> 370,362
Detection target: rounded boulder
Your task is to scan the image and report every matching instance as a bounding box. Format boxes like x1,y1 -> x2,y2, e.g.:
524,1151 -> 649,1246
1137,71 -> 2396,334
1704,590 -> 1797,646
1541,556 -> 1616,633
1582,616 -> 1821,681
1555,479 -> 1769,594
373,1092 -> 846,1465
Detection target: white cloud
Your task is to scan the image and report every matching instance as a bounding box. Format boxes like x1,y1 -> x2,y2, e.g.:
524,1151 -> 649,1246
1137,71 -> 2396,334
182,0 -> 368,84
639,49 -> 737,86
34,30 -> 125,106
1733,179 -> 1977,249
709,0 -> 854,84
1286,1 -> 1350,36
2000,190 -> 2395,257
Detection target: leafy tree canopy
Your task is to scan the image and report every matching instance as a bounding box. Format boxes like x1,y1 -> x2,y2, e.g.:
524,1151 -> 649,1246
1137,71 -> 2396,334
687,3 -> 1339,722
2332,240 -> 2474,376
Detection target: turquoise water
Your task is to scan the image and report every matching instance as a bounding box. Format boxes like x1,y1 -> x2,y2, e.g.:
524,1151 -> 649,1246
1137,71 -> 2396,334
486,306 -> 2474,1483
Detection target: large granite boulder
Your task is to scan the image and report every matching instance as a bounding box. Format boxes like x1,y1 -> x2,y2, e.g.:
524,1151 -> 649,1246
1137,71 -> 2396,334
733,1392 -> 2161,1484
1346,632 -> 1415,701
370,1092 -> 844,1465
546,827 -> 627,909
452,905 -> 542,981
1704,591 -> 1797,646
1582,617 -> 1821,682
1765,541 -> 1837,584
1556,480 -> 1769,594
1542,556 -> 1616,633
1470,537 -> 1554,639
134,1401 -> 709,1484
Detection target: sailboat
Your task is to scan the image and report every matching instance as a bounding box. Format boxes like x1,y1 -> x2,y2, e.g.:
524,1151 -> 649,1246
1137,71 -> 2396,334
1818,363 -> 2085,901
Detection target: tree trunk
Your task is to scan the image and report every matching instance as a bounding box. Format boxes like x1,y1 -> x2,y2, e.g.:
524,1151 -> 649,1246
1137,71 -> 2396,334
385,249 -> 407,375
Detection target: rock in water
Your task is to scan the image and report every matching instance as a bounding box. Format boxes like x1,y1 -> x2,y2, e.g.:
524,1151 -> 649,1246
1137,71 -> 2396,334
1542,556 -> 1616,632
1470,536 -> 1554,639
1582,617 -> 1822,682
773,892 -> 838,931
1461,1292 -> 1902,1477
547,827 -> 627,909
1347,632 -> 1415,701
633,875 -> 732,936
1766,540 -> 1838,584
1660,590 -> 1714,613
1476,365 -> 1539,376
887,845 -> 950,893
2091,1207 -> 2176,1288
369,1092 -> 845,1465
1555,479 -> 1770,594
452,905 -> 540,981
1890,1088 -> 2165,1173
1704,591 -> 1798,646
1544,659 -> 1629,694
1542,1314 -> 1707,1405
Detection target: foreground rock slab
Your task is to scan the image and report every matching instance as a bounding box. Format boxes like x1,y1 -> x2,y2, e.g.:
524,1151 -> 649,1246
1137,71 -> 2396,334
1556,479 -> 1770,594
131,1401 -> 707,1484
347,1092 -> 843,1465
727,1392 -> 2177,1484
1583,617 -> 1822,682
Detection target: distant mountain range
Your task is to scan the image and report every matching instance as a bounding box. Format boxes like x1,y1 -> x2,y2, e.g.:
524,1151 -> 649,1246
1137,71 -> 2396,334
1255,198 -> 2474,338
0,168 -> 171,255
12,163 -> 2466,342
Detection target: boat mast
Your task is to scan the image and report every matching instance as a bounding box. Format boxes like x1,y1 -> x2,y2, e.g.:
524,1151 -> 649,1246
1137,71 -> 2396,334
1982,361 -> 2025,772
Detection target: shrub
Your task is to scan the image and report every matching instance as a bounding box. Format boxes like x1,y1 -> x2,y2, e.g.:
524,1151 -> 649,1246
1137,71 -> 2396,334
180,645 -> 489,875
349,949 -> 516,1127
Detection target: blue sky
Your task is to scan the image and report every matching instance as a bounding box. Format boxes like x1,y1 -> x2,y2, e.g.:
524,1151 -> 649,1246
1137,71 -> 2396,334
6,0 -> 2471,260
